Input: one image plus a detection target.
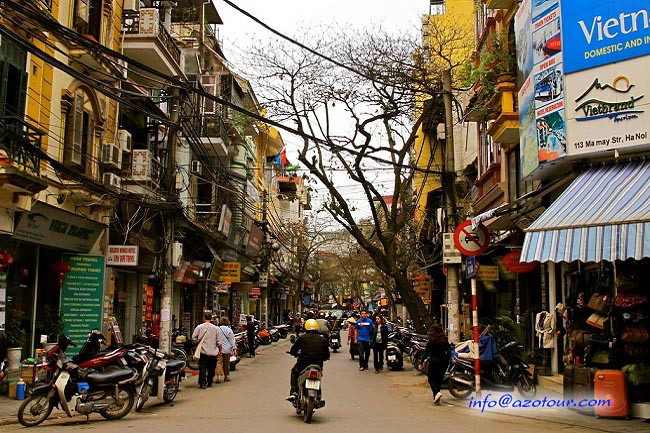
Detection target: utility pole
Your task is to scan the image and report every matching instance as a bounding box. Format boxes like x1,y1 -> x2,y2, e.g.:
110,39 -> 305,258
442,69 -> 460,343
159,86 -> 180,401
260,190 -> 269,327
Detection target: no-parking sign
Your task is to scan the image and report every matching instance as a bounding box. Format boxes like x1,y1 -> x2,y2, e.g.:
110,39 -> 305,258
453,221 -> 490,257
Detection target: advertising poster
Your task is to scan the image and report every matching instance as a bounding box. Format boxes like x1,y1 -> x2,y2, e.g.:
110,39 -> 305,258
561,0 -> 650,74
515,0 -> 533,80
519,75 -> 540,178
60,255 -> 105,354
565,58 -> 649,156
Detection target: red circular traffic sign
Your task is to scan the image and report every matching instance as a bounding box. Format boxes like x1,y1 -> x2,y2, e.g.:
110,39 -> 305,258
453,221 -> 490,257
503,251 -> 538,273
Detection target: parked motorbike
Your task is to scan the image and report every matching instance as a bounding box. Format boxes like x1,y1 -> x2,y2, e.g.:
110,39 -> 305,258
269,326 -> 280,342
135,347 -> 186,411
287,354 -> 325,423
18,335 -> 136,427
256,325 -> 272,345
275,324 -> 290,339
329,330 -> 341,353
72,329 -> 130,371
385,332 -> 404,370
171,327 -> 199,370
448,336 -> 536,399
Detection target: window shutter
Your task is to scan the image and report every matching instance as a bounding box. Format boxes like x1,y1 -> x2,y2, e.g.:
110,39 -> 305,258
85,116 -> 95,175
71,91 -> 84,165
0,59 -> 8,117
76,0 -> 89,24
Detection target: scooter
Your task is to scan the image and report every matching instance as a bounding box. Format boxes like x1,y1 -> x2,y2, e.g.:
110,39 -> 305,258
135,347 -> 186,411
448,337 -> 536,399
18,335 -> 136,427
329,330 -> 341,353
385,332 -> 403,370
287,355 -> 325,423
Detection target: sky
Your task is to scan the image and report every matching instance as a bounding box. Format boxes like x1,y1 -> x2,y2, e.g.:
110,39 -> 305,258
214,1 -> 427,221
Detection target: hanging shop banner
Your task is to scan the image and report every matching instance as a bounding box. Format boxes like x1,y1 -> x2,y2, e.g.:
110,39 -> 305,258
218,205 -> 232,237
561,0 -> 650,75
14,203 -> 104,252
246,224 -> 264,256
173,261 -> 201,285
516,0 -> 567,179
60,254 -> 104,354
219,262 -> 241,283
143,284 -> 154,322
249,287 -> 261,299
107,245 -> 139,266
503,251 -> 539,273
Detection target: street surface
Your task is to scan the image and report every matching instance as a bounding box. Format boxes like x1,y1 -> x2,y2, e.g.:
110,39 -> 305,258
3,334 -> 648,432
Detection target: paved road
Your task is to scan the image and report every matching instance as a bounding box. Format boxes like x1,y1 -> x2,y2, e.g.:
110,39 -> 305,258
4,335 -> 648,432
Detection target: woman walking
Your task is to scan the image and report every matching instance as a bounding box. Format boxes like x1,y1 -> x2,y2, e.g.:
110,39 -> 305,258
246,316 -> 256,358
346,317 -> 358,360
218,317 -> 236,382
371,315 -> 388,373
424,323 -> 450,405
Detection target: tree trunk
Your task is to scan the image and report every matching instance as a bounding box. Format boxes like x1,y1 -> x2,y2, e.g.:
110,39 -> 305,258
393,272 -> 431,334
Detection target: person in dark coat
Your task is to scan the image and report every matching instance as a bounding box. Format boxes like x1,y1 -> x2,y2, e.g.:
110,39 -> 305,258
371,315 -> 388,373
246,316 -> 256,358
423,323 -> 450,405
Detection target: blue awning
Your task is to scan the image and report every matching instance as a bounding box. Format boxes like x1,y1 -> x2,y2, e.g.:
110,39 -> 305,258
521,160 -> 650,263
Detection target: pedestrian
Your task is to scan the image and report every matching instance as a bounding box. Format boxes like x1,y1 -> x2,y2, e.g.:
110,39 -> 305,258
355,310 -> 374,371
371,315 -> 388,373
292,314 -> 303,336
246,315 -> 256,358
218,317 -> 236,382
192,312 -> 222,389
424,323 -> 450,405
347,317 -> 358,360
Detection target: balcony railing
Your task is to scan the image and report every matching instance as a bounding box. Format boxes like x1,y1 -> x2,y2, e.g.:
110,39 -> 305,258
123,9 -> 181,67
0,116 -> 43,176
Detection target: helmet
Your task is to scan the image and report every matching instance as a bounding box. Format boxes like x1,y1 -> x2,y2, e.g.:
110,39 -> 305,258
304,319 -> 319,331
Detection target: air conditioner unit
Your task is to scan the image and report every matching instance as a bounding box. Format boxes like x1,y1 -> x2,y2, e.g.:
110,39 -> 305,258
102,142 -> 122,170
117,129 -> 132,152
103,172 -> 122,190
191,160 -> 202,175
123,0 -> 140,11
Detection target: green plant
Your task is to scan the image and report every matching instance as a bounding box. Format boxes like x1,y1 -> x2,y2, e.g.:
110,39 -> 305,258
41,306 -> 66,343
468,31 -> 515,92
6,309 -> 27,348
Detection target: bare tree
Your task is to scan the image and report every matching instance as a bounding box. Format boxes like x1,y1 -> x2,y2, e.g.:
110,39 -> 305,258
247,23 -> 471,333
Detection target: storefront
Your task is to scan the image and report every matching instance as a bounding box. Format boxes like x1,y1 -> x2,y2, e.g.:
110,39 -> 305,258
521,159 -> 650,416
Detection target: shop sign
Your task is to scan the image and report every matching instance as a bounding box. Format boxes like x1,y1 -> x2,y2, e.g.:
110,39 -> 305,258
173,261 -> 201,285
144,285 -> 154,322
60,254 -> 104,354
219,262 -> 240,283
561,0 -> 650,75
477,265 -> 500,281
107,245 -> 139,266
249,287 -> 261,299
218,205 -> 232,237
215,282 -> 229,294
503,251 -> 538,273
566,60 -> 649,156
14,203 -> 104,252
246,224 -> 264,256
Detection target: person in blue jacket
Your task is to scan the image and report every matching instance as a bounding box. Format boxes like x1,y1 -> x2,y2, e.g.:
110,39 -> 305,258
355,311 -> 374,371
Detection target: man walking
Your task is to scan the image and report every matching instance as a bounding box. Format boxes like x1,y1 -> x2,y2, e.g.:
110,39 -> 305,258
192,312 -> 222,389
355,311 -> 374,371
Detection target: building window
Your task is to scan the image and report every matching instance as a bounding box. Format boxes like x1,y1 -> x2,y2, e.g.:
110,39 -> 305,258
429,1 -> 445,16
0,32 -> 28,119
74,0 -> 103,42
478,121 -> 499,176
64,88 -> 96,175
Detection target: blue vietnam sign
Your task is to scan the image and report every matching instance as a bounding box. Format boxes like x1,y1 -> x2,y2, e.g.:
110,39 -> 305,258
562,0 -> 650,74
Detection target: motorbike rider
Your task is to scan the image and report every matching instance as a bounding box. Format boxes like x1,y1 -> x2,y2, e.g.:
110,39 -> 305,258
286,319 -> 330,402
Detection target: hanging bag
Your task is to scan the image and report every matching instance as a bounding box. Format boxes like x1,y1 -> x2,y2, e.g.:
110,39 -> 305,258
586,313 -> 608,330
586,293 -> 611,313
193,331 -> 207,361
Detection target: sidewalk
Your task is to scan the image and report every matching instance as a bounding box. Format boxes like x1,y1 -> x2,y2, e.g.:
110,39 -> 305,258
0,337 -> 291,426
383,363 -> 649,433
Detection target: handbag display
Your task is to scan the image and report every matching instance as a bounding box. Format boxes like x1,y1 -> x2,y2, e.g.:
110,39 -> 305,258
586,313 -> 608,330
587,293 -> 611,313
589,349 -> 614,367
193,332 -> 207,361
621,324 -> 649,343
614,293 -> 648,309
571,329 -> 593,347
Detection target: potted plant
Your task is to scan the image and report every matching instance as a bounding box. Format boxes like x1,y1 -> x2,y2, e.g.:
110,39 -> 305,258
41,306 -> 66,350
469,30 -> 515,94
5,309 -> 27,370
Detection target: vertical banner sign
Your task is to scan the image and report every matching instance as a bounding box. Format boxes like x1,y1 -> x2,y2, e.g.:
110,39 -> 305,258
60,254 -> 105,354
516,0 -> 567,178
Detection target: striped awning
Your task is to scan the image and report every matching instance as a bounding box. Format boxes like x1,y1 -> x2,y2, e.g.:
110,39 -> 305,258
521,160 -> 650,263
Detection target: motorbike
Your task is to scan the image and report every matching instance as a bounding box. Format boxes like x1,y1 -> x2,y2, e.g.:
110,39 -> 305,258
275,324 -> 290,339
256,325 -> 272,345
17,335 -> 136,427
287,353 -> 325,423
72,329 -> 130,371
448,335 -> 536,399
269,326 -> 280,342
329,330 -> 341,353
135,347 -> 186,411
171,328 -> 199,370
385,332 -> 404,370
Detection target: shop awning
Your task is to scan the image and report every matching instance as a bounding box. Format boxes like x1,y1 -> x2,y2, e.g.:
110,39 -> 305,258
521,160 -> 650,263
